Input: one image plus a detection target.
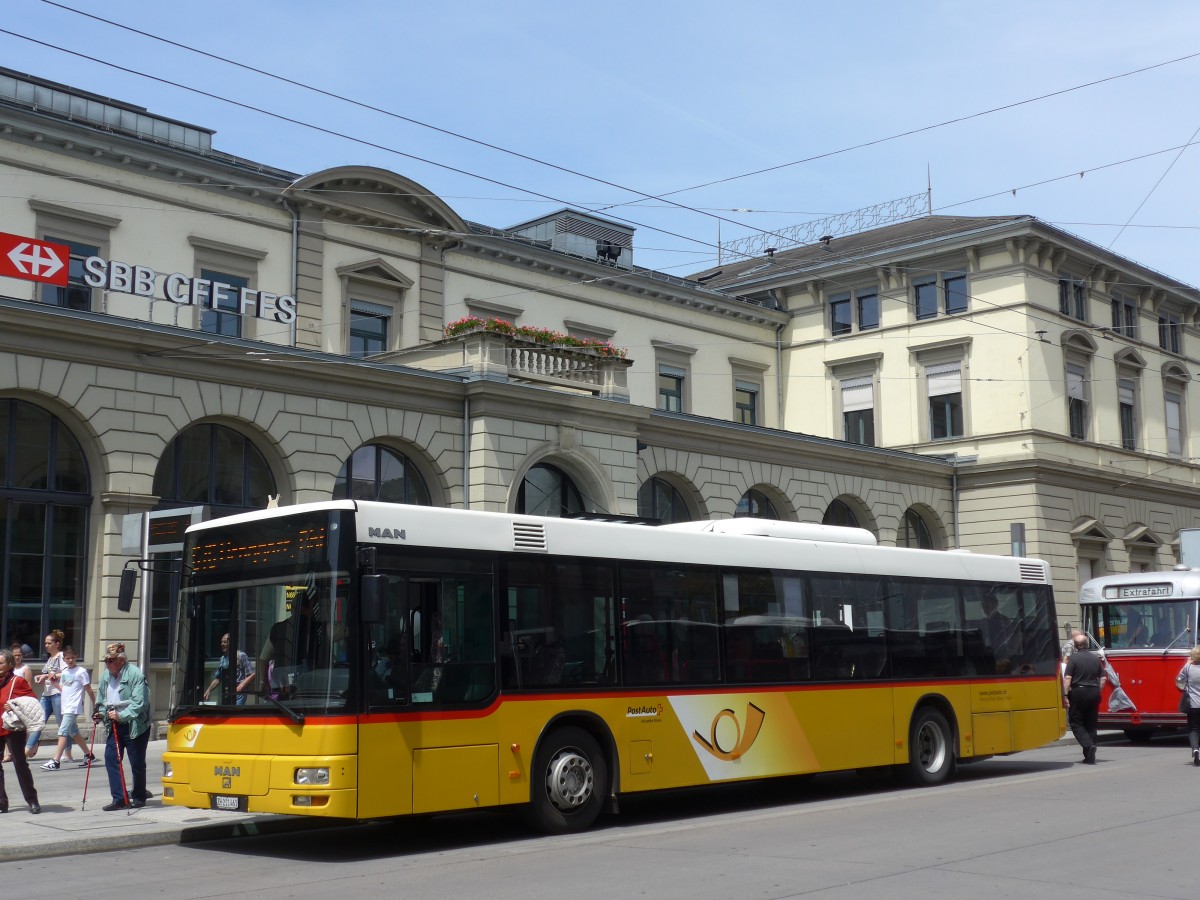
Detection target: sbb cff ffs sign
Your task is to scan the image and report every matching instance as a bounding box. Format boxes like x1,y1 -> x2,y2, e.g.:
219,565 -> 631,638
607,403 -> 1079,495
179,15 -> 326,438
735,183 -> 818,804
0,232 -> 69,286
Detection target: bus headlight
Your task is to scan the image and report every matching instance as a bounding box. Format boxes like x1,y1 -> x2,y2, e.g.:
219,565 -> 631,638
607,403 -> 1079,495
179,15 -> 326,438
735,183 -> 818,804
294,767 -> 330,785
163,761 -> 173,779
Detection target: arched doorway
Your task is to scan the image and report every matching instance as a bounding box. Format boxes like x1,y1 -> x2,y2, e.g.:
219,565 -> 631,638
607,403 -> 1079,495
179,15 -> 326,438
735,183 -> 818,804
517,463 -> 585,517
334,443 -> 431,504
735,488 -> 780,520
637,476 -> 692,524
0,399 -> 91,655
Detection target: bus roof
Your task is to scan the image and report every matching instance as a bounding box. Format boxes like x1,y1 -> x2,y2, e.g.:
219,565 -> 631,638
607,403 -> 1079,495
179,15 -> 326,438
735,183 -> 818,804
188,501 -> 1050,587
1080,568 -> 1200,604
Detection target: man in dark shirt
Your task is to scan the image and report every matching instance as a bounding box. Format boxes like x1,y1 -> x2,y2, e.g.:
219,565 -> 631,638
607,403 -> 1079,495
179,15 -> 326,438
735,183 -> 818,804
1063,632 -> 1106,764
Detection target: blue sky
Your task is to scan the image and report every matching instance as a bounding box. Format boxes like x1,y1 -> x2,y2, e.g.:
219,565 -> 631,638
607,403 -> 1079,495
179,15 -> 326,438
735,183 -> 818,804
5,0 -> 1200,284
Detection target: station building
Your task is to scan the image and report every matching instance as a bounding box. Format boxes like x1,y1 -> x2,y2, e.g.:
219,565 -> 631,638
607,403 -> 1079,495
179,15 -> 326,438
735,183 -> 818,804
2,67 -> 1197,703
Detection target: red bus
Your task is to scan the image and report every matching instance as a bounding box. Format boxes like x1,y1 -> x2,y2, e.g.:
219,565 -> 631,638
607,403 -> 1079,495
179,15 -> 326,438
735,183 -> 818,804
1079,570 -> 1197,740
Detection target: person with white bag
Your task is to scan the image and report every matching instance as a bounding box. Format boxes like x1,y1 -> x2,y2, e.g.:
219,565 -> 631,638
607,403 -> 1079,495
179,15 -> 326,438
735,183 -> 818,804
0,649 -> 41,814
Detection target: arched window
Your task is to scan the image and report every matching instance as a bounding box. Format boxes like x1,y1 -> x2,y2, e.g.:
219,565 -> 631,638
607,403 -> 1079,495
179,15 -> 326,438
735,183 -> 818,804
734,488 -> 779,520
898,508 -> 935,549
822,498 -> 859,528
0,399 -> 91,655
150,424 -> 276,661
517,463 -> 584,517
334,444 -> 431,504
637,477 -> 691,524
153,424 -> 275,518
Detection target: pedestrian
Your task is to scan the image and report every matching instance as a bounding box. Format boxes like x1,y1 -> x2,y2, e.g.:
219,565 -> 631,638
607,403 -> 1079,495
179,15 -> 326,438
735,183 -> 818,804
1176,645 -> 1200,766
203,633 -> 254,705
28,629 -> 67,760
1063,631 -> 1106,764
41,645 -> 96,771
0,649 -> 41,813
93,642 -> 152,810
2,643 -> 30,764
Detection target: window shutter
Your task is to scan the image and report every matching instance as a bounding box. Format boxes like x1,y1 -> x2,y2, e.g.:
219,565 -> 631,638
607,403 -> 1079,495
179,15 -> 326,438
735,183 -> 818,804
926,362 -> 961,397
841,376 -> 873,412
1066,365 -> 1086,400
1118,379 -> 1134,407
350,299 -> 391,316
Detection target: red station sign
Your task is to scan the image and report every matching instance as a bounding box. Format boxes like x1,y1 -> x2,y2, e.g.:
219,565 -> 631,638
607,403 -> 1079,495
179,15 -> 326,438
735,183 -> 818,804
0,232 -> 70,286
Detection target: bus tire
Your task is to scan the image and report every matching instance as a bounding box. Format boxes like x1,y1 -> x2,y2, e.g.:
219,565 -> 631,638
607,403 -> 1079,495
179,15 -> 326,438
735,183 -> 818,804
527,726 -> 607,834
1124,727 -> 1153,743
907,707 -> 955,786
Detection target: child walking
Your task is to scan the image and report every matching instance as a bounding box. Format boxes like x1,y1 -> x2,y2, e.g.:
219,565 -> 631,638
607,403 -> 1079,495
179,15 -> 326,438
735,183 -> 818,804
40,646 -> 96,770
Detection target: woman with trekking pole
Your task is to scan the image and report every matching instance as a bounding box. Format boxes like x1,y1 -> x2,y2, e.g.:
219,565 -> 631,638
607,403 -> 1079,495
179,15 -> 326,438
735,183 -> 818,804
92,643 -> 151,811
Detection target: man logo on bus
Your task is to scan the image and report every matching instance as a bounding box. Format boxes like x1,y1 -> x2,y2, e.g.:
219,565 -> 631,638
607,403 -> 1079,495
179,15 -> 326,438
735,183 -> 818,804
692,702 -> 766,761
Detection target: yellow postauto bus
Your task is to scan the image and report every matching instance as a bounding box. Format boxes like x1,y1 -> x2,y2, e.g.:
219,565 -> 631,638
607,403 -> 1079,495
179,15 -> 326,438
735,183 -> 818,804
158,500 -> 1065,832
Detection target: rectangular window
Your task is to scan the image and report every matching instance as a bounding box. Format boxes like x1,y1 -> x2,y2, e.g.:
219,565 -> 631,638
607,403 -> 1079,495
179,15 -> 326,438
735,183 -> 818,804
829,292 -> 851,336
734,380 -> 758,426
927,362 -> 963,439
1118,378 -> 1136,451
722,570 -> 810,683
1067,363 -> 1088,441
658,365 -> 685,412
841,376 -> 875,446
620,563 -> 719,685
1111,296 -> 1137,339
199,269 -> 247,338
915,279 -> 938,320
349,299 -> 390,356
500,559 -> 616,689
1159,314 -> 1181,353
39,238 -> 98,311
1059,277 -> 1087,320
1166,391 -> 1184,458
944,273 -> 968,315
857,291 -> 879,330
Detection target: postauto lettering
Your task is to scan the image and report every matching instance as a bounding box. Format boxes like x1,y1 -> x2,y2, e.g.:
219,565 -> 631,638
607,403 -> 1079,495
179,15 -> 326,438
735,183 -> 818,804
82,256 -> 296,324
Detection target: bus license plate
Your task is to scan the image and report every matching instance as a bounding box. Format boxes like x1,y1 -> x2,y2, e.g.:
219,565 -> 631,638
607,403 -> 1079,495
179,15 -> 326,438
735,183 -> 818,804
212,795 -> 246,812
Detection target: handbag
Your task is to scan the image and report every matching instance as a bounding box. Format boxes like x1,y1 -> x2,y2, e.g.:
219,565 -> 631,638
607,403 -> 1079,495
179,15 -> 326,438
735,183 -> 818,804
5,695 -> 44,733
1181,666 -> 1193,714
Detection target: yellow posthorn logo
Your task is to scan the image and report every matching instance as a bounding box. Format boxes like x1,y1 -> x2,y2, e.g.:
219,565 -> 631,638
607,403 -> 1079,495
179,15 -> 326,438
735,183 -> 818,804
693,702 -> 766,760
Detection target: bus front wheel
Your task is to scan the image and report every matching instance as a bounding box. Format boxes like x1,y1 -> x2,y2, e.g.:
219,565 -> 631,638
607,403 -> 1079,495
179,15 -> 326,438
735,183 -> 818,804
907,707 -> 955,786
527,726 -> 608,834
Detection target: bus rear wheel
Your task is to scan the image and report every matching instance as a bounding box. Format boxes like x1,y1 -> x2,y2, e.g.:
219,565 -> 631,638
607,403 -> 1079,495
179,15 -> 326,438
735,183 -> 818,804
527,726 -> 607,834
907,707 -> 955,786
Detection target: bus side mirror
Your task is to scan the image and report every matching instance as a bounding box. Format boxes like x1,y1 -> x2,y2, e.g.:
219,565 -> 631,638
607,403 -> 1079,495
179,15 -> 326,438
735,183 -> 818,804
117,568 -> 137,613
361,575 -> 386,624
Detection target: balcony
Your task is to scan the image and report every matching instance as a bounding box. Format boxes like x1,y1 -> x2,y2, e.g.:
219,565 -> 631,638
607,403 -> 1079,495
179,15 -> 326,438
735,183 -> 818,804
384,330 -> 631,401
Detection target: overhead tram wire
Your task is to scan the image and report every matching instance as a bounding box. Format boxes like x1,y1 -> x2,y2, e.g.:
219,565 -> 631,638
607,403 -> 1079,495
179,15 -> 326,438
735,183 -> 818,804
594,50 -> 1200,212
25,1 -> 803,255
0,31 -> 771,267
27,3 -> 1200,260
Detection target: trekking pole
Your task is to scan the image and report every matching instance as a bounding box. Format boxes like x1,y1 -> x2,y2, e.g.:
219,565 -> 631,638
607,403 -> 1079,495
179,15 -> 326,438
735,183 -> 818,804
110,717 -> 132,815
80,715 -> 99,810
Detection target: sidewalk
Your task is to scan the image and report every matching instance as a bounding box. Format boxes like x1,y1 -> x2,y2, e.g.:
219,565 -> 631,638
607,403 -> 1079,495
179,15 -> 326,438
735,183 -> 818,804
0,739 -> 313,861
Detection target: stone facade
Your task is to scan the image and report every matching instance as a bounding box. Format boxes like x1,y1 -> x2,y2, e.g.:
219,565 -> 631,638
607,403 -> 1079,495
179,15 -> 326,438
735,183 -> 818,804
3,67 -> 1200,707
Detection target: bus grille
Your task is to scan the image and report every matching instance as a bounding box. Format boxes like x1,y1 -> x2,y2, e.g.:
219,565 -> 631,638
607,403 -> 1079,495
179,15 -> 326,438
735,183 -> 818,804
512,522 -> 547,552
1018,563 -> 1047,583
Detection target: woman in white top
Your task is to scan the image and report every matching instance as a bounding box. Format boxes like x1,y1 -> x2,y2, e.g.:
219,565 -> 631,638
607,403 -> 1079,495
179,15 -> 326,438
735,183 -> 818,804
2,644 -> 30,764
1176,644 -> 1200,766
27,630 -> 66,761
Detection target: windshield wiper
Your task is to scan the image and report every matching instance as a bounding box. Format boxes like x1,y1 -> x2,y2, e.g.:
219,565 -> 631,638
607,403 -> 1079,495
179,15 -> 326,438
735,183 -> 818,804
243,691 -> 306,725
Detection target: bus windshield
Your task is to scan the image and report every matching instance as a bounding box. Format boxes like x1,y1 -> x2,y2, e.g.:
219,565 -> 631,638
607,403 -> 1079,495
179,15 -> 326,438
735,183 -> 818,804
1086,600 -> 1193,650
172,509 -> 356,717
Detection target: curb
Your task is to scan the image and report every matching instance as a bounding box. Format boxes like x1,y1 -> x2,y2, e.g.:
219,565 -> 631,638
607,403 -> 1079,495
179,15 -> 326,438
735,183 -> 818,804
0,812 -> 339,862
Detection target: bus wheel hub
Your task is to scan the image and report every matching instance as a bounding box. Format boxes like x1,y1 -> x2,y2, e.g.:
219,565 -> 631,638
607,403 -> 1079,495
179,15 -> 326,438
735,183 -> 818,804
546,748 -> 593,810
